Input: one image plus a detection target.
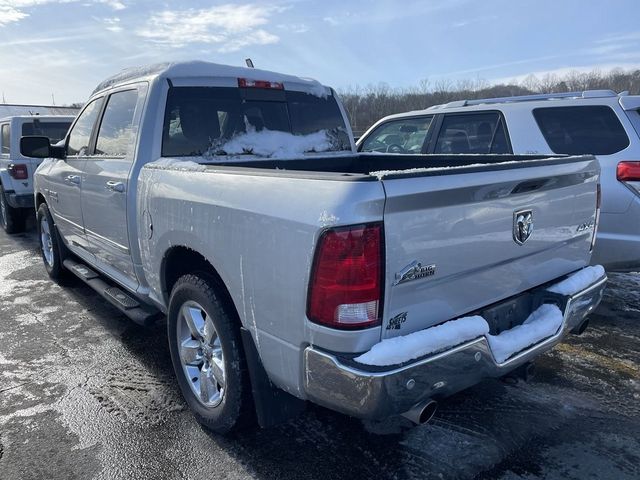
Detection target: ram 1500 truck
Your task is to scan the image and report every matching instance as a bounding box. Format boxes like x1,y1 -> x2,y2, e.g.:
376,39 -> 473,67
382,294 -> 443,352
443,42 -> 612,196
0,115 -> 74,232
22,61 -> 607,433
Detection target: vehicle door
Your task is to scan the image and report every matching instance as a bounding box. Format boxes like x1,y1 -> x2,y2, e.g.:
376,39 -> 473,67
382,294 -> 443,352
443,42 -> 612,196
48,98 -> 103,249
81,85 -> 146,286
358,116 -> 434,153
428,111 -> 512,155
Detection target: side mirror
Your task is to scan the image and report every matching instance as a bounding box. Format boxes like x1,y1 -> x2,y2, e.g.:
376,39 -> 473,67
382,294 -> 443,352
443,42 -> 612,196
20,136 -> 65,159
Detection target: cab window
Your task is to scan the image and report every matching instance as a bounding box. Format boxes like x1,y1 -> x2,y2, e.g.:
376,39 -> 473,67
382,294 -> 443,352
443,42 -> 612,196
67,98 -> 103,156
95,89 -> 139,157
360,117 -> 433,153
1,124 -> 9,154
434,112 -> 511,154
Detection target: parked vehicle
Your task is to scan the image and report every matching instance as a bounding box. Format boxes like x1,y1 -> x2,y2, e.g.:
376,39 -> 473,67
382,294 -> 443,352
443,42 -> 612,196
0,115 -> 74,232
357,91 -> 640,272
22,61 -> 606,433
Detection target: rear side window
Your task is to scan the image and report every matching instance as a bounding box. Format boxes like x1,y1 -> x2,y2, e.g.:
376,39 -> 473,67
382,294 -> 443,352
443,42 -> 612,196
22,121 -> 71,144
533,106 -> 630,155
434,112 -> 511,154
360,116 -> 433,153
67,98 -> 102,156
95,89 -> 139,157
1,124 -> 9,154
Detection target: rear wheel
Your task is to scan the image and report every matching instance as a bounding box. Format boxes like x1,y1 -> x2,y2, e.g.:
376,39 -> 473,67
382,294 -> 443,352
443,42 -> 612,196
37,203 -> 66,280
168,274 -> 251,433
0,184 -> 26,234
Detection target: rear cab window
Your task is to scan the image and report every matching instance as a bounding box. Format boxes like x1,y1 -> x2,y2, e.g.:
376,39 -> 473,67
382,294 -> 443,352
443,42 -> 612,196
360,116 -> 433,153
434,112 -> 511,154
162,87 -> 350,157
533,106 -> 630,155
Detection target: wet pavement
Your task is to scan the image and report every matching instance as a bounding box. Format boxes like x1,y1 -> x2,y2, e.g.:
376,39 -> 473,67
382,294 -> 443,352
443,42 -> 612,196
1,224 -> 639,480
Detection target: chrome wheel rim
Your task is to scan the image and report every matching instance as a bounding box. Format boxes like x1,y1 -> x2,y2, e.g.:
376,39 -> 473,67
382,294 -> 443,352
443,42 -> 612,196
177,301 -> 225,407
0,193 -> 6,228
40,215 -> 54,267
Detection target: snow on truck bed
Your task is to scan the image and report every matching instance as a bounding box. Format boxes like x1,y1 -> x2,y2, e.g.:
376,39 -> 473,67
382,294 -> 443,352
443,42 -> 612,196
355,266 -> 605,367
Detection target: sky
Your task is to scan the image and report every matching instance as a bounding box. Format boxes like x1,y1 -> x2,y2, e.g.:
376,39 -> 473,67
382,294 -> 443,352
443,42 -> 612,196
1,0 -> 640,105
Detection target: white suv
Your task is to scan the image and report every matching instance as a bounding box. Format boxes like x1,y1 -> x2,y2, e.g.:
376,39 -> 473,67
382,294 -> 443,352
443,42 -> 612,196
357,90 -> 640,272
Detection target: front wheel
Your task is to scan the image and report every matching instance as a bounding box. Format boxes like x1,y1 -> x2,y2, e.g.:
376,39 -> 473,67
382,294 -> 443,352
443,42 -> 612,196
167,274 -> 252,434
37,203 -> 66,279
0,184 -> 26,234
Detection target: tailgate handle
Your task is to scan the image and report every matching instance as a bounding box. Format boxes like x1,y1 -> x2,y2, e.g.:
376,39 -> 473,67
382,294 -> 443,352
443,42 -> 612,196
512,179 -> 548,194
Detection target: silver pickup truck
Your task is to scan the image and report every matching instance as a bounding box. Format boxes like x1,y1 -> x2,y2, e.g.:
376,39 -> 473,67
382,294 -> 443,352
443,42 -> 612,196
22,61 -> 607,433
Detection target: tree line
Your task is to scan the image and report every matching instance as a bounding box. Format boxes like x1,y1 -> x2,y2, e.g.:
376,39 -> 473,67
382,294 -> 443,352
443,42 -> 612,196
338,68 -> 640,136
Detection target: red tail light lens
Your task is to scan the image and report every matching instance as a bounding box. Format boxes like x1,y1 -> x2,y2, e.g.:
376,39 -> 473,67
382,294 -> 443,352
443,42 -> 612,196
237,78 -> 284,89
8,163 -> 28,180
616,161 -> 640,181
307,223 -> 384,329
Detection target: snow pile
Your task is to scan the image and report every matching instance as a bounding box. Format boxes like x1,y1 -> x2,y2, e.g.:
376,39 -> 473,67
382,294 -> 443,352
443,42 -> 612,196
218,128 -> 332,159
354,316 -> 489,366
355,304 -> 566,366
486,304 -> 563,363
546,265 -> 605,295
145,158 -> 207,172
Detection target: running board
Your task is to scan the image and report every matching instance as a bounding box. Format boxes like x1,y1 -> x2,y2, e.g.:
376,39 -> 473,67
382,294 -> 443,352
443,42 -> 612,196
63,258 -> 161,326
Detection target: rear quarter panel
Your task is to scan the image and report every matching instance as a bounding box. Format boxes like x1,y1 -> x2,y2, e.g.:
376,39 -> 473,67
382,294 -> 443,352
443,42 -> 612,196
137,167 -> 385,396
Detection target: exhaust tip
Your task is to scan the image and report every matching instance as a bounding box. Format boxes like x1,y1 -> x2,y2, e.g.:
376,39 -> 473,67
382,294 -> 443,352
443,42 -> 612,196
401,400 -> 438,425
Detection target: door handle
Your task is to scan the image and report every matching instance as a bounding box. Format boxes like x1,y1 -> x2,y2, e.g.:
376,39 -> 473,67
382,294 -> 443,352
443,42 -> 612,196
106,181 -> 125,193
65,175 -> 81,185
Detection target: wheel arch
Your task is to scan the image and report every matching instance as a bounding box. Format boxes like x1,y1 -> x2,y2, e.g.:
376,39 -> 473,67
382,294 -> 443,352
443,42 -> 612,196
160,245 -> 240,324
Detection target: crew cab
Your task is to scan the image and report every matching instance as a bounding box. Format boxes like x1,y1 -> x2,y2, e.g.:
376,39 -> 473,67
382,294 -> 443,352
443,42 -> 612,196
22,61 -> 606,433
357,90 -> 640,272
0,115 -> 73,232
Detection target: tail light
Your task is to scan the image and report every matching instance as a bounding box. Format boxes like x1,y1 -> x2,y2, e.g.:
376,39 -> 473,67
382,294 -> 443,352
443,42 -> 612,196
616,161 -> 640,181
237,78 -> 284,89
8,163 -> 28,180
307,223 -> 384,329
591,183 -> 601,252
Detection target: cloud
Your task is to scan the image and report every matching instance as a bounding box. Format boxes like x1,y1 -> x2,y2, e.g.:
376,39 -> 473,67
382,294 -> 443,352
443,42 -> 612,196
101,16 -> 122,32
0,0 -> 126,26
0,6 -> 29,25
136,3 -> 282,51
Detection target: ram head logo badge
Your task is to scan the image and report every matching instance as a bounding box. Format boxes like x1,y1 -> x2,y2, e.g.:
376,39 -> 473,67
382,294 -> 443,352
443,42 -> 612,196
513,209 -> 533,245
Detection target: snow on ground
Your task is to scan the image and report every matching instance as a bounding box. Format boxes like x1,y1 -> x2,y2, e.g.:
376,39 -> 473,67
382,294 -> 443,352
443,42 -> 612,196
547,265 -> 605,295
355,304 -> 565,366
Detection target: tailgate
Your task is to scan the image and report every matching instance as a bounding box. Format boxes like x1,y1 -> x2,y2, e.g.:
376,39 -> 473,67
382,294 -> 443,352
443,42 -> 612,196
379,156 -> 599,339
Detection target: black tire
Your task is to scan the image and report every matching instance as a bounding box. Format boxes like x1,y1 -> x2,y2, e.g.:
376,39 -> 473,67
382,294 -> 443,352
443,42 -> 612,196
0,184 -> 26,234
36,203 -> 67,280
168,274 -> 252,434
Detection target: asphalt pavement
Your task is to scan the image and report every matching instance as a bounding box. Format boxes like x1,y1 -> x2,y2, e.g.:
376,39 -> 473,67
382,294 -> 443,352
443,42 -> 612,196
1,223 -> 639,480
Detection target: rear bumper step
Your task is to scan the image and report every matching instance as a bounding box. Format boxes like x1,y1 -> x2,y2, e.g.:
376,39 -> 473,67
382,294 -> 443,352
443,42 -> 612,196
63,258 -> 161,326
303,272 -> 607,420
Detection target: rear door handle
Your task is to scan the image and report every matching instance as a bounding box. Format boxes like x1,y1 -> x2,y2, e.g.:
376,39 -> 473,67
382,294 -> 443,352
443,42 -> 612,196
65,175 -> 81,185
106,181 -> 125,193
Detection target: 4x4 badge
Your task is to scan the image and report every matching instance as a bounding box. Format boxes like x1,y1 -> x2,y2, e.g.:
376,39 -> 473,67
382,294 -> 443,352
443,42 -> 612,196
513,209 -> 533,245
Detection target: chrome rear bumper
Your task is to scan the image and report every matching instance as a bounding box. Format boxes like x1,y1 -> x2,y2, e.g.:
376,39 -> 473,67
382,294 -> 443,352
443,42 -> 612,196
303,274 -> 607,420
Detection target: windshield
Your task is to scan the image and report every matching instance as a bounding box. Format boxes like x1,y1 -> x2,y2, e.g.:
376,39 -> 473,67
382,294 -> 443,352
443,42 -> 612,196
22,120 -> 72,143
162,86 -> 350,157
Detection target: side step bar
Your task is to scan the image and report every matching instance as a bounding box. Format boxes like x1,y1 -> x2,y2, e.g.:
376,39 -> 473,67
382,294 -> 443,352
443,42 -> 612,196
63,258 -> 162,326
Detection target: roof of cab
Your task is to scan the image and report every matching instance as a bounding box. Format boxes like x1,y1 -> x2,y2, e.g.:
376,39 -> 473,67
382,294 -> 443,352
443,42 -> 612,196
91,60 -> 330,97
